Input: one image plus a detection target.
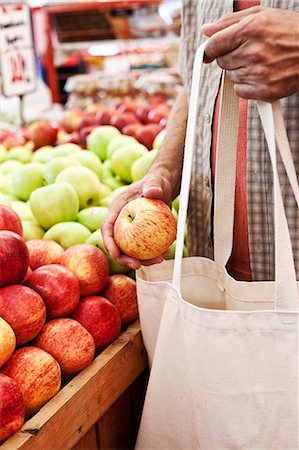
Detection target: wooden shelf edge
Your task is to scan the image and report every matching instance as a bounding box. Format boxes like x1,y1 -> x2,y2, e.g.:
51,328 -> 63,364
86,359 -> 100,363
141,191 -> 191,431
2,320 -> 148,450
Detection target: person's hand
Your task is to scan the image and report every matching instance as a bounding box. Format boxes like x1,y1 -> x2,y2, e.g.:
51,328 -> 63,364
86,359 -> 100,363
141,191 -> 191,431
202,6 -> 299,102
101,170 -> 174,270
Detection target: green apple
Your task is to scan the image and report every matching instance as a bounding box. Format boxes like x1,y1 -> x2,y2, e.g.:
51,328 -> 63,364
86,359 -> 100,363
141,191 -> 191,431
86,229 -> 130,274
55,166 -> 102,209
31,145 -> 54,163
106,135 -> 138,160
99,183 -> 112,201
172,207 -> 178,222
43,156 -> 81,184
44,221 -> 91,249
131,149 -> 158,182
172,196 -> 180,212
110,143 -> 147,183
72,150 -> 103,179
30,182 -> 79,229
47,143 -> 81,160
99,186 -> 128,207
11,162 -> 45,201
77,206 -> 108,232
0,193 -> 18,206
0,145 -> 7,163
102,159 -> 115,179
11,200 -> 37,222
6,146 -> 33,163
102,176 -> 126,191
22,220 -> 45,241
0,160 -> 23,175
87,126 -> 120,161
165,241 -> 188,260
0,174 -> 12,194
153,129 -> 166,149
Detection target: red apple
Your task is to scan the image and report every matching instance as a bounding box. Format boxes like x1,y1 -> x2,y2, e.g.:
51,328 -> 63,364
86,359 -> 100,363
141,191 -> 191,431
114,197 -> 177,260
85,103 -> 107,116
1,134 -> 26,149
147,104 -> 171,124
101,274 -> 138,327
79,126 -> 97,148
121,123 -> 143,138
62,108 -> 84,132
0,230 -> 29,287
26,239 -> 64,270
57,244 -> 109,296
136,104 -> 151,124
26,264 -> 80,319
1,347 -> 61,417
26,121 -> 57,149
0,285 -> 46,346
0,318 -> 16,369
21,266 -> 32,284
34,318 -> 95,378
116,101 -> 140,115
96,109 -> 114,126
0,373 -> 25,442
110,112 -> 140,132
0,205 -> 23,236
61,131 -> 80,145
135,124 -> 163,149
72,296 -> 121,352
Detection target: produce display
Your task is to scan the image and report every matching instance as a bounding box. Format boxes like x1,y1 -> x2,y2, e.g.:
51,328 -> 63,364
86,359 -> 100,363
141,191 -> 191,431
0,96 -> 184,443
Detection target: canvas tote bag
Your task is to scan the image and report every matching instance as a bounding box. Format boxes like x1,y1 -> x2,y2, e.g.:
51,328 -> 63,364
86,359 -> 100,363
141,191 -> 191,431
135,43 -> 299,449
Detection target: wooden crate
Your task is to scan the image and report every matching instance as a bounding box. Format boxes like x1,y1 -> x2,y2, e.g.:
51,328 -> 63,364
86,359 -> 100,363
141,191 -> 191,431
2,320 -> 148,450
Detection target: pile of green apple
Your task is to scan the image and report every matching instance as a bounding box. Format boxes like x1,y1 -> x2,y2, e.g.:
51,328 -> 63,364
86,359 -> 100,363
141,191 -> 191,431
0,124 -> 185,271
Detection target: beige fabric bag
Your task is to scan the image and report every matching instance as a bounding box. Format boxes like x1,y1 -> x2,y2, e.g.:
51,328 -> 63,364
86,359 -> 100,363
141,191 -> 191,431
135,43 -> 299,450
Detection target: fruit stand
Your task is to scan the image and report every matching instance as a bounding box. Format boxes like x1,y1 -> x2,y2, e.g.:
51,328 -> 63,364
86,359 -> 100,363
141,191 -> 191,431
2,320 -> 148,450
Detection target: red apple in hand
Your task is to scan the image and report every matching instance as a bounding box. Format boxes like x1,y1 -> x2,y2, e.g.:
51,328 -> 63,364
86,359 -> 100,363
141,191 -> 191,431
26,264 -> 80,319
135,124 -> 163,149
114,197 -> 177,260
0,231 -> 29,287
101,274 -> 138,327
26,121 -> 57,149
72,296 -> 121,352
34,318 -> 95,378
0,285 -> 46,346
0,374 -> 25,442
57,244 -> 109,296
0,205 -> 23,236
1,347 -> 61,417
26,239 -> 64,270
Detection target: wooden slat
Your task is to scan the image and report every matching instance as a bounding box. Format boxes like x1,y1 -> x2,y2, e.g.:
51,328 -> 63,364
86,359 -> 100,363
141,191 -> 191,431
2,321 -> 147,450
72,425 -> 98,450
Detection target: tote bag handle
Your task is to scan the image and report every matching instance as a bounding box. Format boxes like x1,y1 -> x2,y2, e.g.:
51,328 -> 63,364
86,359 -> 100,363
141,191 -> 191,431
172,42 -> 298,312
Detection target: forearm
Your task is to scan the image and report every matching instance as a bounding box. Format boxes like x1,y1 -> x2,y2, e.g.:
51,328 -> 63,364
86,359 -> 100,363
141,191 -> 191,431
148,86 -> 188,199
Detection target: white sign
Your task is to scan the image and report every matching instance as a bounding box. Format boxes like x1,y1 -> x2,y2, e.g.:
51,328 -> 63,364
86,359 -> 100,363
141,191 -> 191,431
0,3 -> 37,97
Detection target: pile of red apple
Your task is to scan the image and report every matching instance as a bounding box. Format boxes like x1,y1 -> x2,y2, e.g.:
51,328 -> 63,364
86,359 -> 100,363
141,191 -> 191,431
0,205 -> 139,443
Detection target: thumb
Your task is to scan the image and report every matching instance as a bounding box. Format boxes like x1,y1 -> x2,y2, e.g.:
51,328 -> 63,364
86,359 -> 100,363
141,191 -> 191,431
142,180 -> 164,199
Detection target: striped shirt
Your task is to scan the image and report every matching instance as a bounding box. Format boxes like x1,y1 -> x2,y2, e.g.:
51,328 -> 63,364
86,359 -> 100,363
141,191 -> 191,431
179,0 -> 299,281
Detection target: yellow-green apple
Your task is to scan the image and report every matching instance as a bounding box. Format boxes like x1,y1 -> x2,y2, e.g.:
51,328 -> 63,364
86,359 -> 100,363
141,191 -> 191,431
172,195 -> 180,212
57,244 -> 109,296
26,264 -> 80,319
0,285 -> 46,346
0,193 -> 18,207
135,124 -> 163,149
164,240 -> 188,260
110,143 -> 147,183
71,296 -> 121,352
47,143 -> 81,160
153,128 -> 166,149
114,197 -> 177,260
106,135 -> 138,159
101,274 -> 138,327
26,239 -> 64,269
26,121 -> 57,149
86,229 -> 130,275
131,149 -> 157,182
102,176 -> 126,192
11,200 -> 36,223
0,318 -> 16,368
72,150 -> 103,179
43,156 -> 81,184
101,159 -> 115,179
0,373 -> 25,442
0,174 -> 12,194
0,230 -> 29,286
0,204 -> 23,235
29,182 -> 79,229
87,126 -> 120,161
77,206 -> 108,232
99,186 -> 128,208
34,318 -> 94,378
1,346 -> 61,417
22,220 -> 45,241
0,160 -> 23,175
31,145 -> 54,163
55,166 -> 102,209
11,163 -> 45,201
6,146 -> 33,164
99,183 -> 112,201
0,145 -> 7,163
44,222 -> 91,249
